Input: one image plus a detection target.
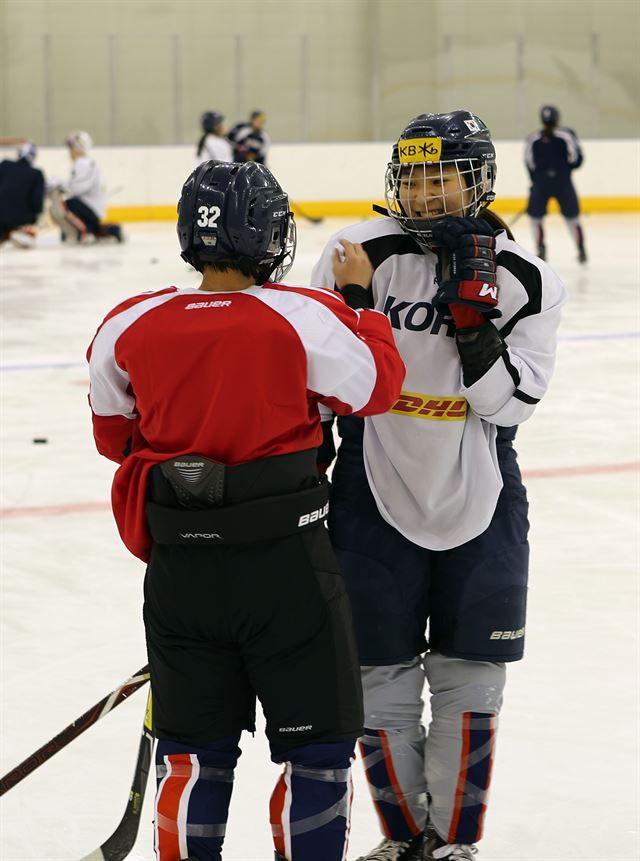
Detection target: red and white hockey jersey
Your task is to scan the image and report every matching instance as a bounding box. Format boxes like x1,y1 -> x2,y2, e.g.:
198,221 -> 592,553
87,282 -> 405,561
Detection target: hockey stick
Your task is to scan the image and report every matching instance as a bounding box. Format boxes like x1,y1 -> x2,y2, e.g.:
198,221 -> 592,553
0,665 -> 150,796
508,208 -> 527,227
290,202 -> 324,225
79,688 -> 155,861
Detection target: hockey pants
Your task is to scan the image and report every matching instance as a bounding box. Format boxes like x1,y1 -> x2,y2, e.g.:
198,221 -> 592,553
359,654 -> 505,845
153,736 -> 354,861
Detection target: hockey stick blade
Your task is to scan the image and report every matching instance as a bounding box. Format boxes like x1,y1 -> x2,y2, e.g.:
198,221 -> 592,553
79,688 -> 154,861
0,665 -> 150,796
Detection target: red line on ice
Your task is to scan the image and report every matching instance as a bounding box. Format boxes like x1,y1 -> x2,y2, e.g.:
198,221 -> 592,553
1,462 -> 638,519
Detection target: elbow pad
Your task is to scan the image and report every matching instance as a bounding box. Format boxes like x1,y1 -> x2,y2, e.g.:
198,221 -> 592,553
455,322 -> 506,387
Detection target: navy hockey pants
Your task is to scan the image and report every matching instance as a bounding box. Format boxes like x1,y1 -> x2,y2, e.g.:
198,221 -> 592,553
328,427 -> 530,665
527,178 -> 580,219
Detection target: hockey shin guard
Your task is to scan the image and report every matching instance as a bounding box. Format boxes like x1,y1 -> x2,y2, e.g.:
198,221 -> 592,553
529,218 -> 544,252
566,217 -> 585,251
359,661 -> 428,840
154,735 -> 240,861
48,189 -> 86,243
270,741 -> 355,861
423,653 -> 505,845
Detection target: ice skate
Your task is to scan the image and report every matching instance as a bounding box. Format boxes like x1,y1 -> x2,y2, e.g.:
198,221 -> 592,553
423,827 -> 478,860
578,245 -> 587,263
355,832 -> 425,860
536,242 -> 546,261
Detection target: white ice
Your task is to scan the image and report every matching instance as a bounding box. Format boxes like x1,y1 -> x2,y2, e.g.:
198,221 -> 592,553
1,214 -> 638,861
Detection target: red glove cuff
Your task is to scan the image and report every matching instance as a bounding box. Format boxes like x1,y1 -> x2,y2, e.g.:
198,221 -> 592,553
450,305 -> 486,329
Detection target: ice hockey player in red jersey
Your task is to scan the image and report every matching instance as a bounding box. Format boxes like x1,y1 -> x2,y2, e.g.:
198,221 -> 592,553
312,111 -> 566,861
87,160 -> 405,861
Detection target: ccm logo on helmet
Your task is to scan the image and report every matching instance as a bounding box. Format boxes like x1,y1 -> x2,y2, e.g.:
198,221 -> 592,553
298,502 -> 329,528
272,210 -> 287,217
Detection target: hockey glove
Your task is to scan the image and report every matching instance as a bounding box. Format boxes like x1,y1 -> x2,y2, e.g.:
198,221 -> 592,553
432,217 -> 501,329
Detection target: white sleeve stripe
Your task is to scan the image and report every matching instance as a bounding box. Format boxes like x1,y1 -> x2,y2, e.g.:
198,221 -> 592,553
554,129 -> 579,163
89,291 -> 178,417
524,134 -> 538,171
252,289 -> 377,412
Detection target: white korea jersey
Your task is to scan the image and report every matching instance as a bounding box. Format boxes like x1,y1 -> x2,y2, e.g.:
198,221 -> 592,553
197,134 -> 233,165
311,216 -> 567,550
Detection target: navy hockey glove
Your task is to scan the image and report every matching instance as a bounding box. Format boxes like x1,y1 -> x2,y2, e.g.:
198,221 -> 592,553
432,217 -> 501,329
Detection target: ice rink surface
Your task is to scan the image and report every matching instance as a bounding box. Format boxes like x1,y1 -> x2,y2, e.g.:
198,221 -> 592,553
1,214 -> 639,861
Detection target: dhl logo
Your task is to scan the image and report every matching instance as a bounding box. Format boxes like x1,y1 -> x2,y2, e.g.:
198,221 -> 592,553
390,391 -> 467,421
398,137 -> 442,163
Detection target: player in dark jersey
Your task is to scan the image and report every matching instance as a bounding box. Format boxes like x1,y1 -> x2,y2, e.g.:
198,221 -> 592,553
227,110 -> 270,164
313,111 -> 566,861
0,142 -> 44,245
87,160 -> 405,861
525,105 -> 587,262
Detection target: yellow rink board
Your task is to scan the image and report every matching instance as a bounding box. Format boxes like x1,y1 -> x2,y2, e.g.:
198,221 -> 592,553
106,197 -> 640,223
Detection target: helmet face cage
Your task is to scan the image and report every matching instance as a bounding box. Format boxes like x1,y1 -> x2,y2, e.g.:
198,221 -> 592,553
384,156 -> 494,245
264,212 -> 296,282
384,111 -> 496,246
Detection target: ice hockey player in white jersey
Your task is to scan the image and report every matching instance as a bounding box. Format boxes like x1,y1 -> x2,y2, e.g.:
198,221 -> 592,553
196,110 -> 233,164
49,130 -> 122,243
311,110 -> 566,861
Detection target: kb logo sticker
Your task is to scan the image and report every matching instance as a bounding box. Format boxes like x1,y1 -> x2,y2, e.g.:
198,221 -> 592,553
398,137 -> 442,164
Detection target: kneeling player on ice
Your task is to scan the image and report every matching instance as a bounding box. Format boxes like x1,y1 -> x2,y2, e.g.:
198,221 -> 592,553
311,111 -> 567,861
87,160 -> 405,861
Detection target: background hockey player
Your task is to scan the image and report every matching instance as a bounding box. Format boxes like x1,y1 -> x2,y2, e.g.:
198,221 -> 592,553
49,130 -> 122,243
227,109 -> 270,164
312,111 -> 566,861
525,104 -> 586,262
196,110 -> 233,164
87,160 -> 405,861
0,142 -> 45,246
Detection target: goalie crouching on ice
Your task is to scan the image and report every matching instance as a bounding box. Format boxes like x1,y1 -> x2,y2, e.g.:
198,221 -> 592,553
86,160 -> 405,861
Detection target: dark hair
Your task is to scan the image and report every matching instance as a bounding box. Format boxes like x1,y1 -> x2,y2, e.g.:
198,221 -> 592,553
196,133 -> 208,158
198,254 -> 273,284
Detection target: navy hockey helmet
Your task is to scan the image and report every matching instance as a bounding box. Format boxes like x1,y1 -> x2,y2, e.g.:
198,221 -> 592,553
177,160 -> 296,281
540,105 -> 560,126
384,110 -> 497,246
201,111 -> 224,133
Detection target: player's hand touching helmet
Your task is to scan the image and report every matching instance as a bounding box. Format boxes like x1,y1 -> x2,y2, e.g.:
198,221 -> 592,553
432,217 -> 501,329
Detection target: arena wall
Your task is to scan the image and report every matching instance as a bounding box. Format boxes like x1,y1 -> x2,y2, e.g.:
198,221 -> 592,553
28,140 -> 640,222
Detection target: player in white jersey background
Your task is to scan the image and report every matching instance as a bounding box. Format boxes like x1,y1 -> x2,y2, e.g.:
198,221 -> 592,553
195,111 -> 234,165
48,129 -> 123,243
312,111 -> 566,861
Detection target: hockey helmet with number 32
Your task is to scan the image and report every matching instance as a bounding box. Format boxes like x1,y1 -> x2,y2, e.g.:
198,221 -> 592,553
177,160 -> 296,281
385,110 -> 497,245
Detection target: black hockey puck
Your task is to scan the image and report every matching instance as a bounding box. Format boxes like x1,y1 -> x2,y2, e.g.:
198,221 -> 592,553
32,437 -> 48,444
